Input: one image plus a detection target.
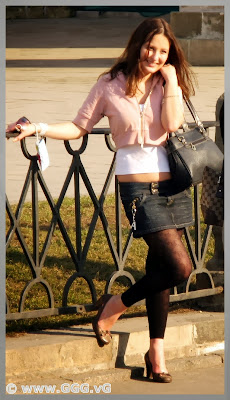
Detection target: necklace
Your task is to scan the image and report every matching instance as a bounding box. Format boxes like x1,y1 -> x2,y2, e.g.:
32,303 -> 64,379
135,78 -> 154,148
135,75 -> 154,104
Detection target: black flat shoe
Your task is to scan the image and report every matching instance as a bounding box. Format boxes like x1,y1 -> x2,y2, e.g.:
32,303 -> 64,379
92,294 -> 113,347
144,351 -> 172,383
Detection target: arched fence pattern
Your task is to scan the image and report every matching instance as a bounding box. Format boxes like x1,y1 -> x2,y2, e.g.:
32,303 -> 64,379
5,123 -> 223,321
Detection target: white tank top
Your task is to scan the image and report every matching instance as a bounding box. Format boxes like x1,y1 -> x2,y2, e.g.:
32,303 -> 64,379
115,103 -> 170,175
115,144 -> 170,175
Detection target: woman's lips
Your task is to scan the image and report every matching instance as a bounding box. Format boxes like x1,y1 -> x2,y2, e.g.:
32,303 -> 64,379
147,60 -> 158,66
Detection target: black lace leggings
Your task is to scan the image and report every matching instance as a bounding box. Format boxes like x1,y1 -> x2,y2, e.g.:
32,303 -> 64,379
121,228 -> 192,339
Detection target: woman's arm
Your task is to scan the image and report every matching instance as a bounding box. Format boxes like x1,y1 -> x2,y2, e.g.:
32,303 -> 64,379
6,121 -> 88,142
159,64 -> 184,133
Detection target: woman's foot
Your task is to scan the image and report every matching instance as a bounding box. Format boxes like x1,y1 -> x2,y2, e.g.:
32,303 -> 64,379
97,294 -> 127,332
145,347 -> 172,383
92,294 -> 127,347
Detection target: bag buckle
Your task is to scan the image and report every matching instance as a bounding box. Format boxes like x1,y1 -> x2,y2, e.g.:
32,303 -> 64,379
150,182 -> 159,194
190,143 -> 196,151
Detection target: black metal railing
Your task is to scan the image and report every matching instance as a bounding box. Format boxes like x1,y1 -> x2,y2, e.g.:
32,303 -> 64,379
5,122 -> 223,321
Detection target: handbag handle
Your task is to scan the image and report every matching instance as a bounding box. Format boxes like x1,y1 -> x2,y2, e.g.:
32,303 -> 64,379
183,97 -> 207,135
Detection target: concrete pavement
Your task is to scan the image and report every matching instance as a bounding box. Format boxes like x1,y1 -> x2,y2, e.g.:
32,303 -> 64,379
110,365 -> 225,395
5,365 -> 225,395
6,310 -> 224,395
5,17 -> 224,203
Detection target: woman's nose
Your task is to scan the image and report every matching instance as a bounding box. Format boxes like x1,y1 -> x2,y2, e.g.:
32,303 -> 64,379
149,50 -> 159,61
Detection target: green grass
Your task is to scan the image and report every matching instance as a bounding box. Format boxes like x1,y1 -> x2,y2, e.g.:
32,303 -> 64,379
6,193 -> 215,335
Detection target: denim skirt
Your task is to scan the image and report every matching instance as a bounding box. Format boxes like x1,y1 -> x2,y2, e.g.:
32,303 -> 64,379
119,180 -> 194,238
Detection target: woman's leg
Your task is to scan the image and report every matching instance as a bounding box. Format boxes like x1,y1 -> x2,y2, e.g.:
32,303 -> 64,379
97,228 -> 191,335
145,249 -> 170,373
146,229 -> 184,373
145,249 -> 170,340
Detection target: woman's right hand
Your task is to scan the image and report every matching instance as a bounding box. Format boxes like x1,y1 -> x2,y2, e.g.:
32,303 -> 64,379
6,117 -> 36,142
12,124 -> 36,142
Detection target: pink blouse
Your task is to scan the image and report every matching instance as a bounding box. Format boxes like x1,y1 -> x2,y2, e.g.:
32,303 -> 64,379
73,72 -> 170,149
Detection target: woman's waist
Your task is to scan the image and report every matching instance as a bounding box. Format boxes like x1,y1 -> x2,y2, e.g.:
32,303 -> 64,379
117,172 -> 172,183
118,178 -> 175,197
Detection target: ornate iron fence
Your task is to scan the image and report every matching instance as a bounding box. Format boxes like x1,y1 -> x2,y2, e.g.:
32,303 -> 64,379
6,122 -> 223,321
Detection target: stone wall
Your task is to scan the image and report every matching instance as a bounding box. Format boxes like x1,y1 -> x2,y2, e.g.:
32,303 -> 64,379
6,7 -> 224,66
170,11 -> 224,66
170,12 -> 224,40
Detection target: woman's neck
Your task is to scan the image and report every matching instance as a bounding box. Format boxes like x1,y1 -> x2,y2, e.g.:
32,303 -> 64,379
136,74 -> 153,96
135,75 -> 154,103
138,73 -> 153,84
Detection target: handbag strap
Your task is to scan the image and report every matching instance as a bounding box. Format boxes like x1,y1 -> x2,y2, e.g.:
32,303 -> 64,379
183,97 -> 207,135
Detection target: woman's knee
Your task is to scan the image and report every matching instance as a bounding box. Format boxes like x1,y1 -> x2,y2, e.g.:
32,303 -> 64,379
144,229 -> 192,281
176,258 -> 192,282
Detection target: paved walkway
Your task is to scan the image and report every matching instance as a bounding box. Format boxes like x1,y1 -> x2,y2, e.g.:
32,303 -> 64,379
6,17 -> 224,203
5,365 -> 225,395
111,365 -> 225,395
6,311 -> 225,395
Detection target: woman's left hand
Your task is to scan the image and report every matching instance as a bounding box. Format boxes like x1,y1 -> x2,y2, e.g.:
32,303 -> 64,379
159,64 -> 178,83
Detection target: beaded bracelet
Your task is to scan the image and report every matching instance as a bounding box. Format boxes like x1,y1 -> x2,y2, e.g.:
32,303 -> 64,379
162,95 -> 180,104
164,95 -> 180,98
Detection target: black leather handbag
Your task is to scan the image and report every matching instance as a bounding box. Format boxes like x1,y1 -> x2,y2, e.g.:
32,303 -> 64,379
165,98 -> 224,193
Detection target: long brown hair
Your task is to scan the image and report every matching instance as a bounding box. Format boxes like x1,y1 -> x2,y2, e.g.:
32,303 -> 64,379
101,18 -> 195,100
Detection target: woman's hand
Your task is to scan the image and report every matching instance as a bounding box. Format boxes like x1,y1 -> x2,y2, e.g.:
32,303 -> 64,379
10,124 -> 36,142
159,63 -> 178,84
6,117 -> 36,142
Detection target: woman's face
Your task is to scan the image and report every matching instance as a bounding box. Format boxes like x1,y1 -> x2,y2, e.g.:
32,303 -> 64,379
139,33 -> 170,77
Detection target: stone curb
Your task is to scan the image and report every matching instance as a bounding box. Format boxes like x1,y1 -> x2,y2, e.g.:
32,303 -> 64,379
6,312 -> 224,380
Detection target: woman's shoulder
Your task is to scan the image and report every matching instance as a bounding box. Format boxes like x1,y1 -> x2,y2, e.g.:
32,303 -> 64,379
98,71 -> 126,84
96,72 -> 126,94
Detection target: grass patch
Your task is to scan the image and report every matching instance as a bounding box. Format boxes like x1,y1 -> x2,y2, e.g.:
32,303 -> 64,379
6,193 -> 214,335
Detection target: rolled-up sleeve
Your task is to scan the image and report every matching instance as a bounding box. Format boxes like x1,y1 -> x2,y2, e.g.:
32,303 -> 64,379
72,77 -> 105,133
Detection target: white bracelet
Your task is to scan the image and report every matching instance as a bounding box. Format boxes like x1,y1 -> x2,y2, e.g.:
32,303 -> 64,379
38,122 -> 48,137
31,123 -> 39,138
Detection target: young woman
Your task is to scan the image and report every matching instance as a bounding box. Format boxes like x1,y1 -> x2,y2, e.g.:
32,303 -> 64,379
7,18 -> 195,383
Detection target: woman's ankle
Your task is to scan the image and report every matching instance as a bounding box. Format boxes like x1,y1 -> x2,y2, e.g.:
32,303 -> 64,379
149,338 -> 168,374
